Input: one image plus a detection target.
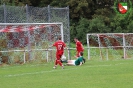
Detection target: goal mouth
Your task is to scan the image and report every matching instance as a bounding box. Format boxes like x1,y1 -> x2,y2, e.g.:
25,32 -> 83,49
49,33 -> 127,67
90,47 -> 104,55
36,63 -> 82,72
87,33 -> 133,60
0,23 -> 62,48
0,23 -> 69,64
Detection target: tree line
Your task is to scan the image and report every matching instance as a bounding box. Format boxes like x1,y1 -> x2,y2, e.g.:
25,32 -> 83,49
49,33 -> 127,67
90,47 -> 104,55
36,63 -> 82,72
1,0 -> 133,44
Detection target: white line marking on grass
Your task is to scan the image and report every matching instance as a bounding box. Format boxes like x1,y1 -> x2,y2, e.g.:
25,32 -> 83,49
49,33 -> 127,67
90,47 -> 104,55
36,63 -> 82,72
5,68 -> 77,77
1,64 -> 49,69
4,63 -> 126,77
114,63 -> 126,65
7,70 -> 55,77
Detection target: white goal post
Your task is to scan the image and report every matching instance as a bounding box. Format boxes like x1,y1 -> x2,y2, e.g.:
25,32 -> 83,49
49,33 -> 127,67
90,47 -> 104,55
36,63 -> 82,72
87,33 -> 133,60
0,23 -> 69,64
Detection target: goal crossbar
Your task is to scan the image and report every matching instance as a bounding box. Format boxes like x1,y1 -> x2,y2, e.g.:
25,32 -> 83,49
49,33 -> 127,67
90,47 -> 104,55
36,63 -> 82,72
0,22 -> 67,64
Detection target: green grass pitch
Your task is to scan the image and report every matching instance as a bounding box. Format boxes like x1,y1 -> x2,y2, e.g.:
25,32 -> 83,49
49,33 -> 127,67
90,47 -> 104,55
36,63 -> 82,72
0,59 -> 133,88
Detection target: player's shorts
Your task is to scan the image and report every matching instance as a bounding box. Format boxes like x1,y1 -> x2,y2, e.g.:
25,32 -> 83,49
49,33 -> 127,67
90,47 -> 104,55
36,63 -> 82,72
67,60 -> 76,65
56,52 -> 63,59
76,51 -> 83,57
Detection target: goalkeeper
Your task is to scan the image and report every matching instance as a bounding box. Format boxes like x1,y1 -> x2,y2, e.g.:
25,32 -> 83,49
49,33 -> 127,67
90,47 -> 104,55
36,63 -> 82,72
61,52 -> 85,66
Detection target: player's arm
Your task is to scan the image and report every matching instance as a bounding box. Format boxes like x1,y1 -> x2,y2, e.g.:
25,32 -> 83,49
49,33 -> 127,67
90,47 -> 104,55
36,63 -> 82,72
47,43 -> 55,51
79,57 -> 83,66
81,44 -> 84,50
79,62 -> 83,66
64,46 -> 69,51
74,55 -> 79,58
49,42 -> 56,48
49,45 -> 52,48
48,45 -> 53,49
63,43 -> 69,51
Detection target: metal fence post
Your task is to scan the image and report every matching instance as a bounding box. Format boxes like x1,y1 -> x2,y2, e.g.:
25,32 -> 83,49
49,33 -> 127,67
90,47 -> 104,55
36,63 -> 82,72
66,6 -> 71,60
3,3 -> 6,23
0,4 -> 70,63
48,5 -> 51,22
26,4 -> 32,60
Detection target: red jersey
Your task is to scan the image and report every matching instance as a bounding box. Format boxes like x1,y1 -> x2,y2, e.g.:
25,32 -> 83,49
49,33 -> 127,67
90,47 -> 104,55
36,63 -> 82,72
76,40 -> 83,52
53,40 -> 66,54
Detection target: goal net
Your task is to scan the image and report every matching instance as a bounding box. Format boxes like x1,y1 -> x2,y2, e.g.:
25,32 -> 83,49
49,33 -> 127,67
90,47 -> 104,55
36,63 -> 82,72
87,33 -> 133,60
0,23 -> 68,64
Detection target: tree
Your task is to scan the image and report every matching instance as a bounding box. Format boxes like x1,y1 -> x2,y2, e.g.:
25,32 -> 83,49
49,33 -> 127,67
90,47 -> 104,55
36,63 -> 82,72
94,0 -> 114,8
126,10 -> 133,32
76,17 -> 90,44
50,0 -> 68,7
127,21 -> 133,32
88,16 -> 111,33
70,20 -> 78,42
33,0 -> 68,7
92,8 -> 113,26
0,0 -> 31,6
110,9 -> 133,33
67,0 -> 93,20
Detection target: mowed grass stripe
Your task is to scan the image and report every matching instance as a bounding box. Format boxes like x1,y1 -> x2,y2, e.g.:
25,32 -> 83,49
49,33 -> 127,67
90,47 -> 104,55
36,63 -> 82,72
0,60 -> 133,88
2,61 -> 128,77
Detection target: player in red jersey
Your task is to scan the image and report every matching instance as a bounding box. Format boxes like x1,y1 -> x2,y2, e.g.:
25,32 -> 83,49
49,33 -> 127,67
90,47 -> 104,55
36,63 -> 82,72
51,37 -> 67,69
74,38 -> 84,57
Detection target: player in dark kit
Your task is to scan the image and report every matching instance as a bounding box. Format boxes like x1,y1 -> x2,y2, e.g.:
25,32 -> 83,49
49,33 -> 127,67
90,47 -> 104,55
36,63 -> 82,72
61,52 -> 85,66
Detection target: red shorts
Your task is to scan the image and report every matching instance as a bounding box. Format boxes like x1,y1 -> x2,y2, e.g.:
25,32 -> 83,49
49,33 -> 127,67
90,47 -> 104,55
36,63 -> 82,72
56,51 -> 63,60
76,50 -> 83,57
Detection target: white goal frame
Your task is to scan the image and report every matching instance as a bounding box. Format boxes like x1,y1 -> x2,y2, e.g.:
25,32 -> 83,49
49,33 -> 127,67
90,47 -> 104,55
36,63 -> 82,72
0,22 -> 68,63
0,23 -> 64,41
87,33 -> 133,60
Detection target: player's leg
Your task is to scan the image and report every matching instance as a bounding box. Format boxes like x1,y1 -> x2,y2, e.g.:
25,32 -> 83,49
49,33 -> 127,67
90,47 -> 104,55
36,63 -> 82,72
53,53 -> 59,69
57,54 -> 64,69
76,51 -> 80,57
66,60 -> 76,66
53,59 -> 57,69
76,50 -> 83,58
53,59 -> 58,69
53,53 -> 64,69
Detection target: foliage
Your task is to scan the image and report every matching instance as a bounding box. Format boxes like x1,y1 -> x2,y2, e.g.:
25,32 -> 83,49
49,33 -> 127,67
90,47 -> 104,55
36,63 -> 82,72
110,10 -> 133,33
75,17 -> 89,44
127,21 -> 133,32
67,0 -> 92,20
89,16 -> 111,33
1,0 -> 133,45
70,18 -> 89,44
0,0 -> 31,6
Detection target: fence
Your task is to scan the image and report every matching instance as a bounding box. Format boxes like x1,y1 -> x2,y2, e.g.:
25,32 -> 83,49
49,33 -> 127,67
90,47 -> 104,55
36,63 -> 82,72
87,33 -> 133,60
0,4 -> 70,43
0,4 -> 70,64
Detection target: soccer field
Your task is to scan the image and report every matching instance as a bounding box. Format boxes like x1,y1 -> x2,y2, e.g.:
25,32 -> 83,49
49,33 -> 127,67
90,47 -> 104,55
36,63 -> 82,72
0,59 -> 133,88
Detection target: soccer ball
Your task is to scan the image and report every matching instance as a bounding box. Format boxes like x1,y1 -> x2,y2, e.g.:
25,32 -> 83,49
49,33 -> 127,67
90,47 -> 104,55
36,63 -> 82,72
61,55 -> 66,60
